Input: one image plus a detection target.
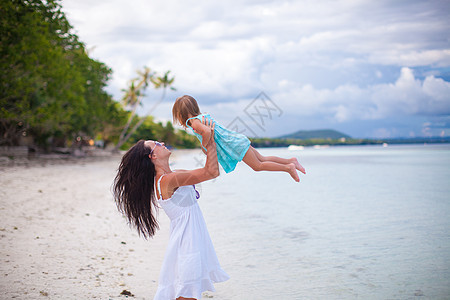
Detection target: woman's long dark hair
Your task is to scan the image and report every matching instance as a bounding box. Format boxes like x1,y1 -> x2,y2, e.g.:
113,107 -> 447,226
113,140 -> 159,239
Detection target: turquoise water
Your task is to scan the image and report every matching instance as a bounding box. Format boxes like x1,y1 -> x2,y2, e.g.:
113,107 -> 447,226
172,144 -> 450,299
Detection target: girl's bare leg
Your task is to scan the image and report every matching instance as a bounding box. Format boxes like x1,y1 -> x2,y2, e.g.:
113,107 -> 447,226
252,146 -> 306,174
243,147 -> 299,182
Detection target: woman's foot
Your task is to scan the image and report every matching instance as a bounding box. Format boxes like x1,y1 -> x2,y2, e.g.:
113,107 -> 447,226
287,163 -> 300,182
291,158 -> 306,174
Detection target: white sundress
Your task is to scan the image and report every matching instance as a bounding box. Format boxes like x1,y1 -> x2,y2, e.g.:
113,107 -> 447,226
153,175 -> 230,300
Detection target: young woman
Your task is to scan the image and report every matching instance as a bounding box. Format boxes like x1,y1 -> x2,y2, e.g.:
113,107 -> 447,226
113,117 -> 229,300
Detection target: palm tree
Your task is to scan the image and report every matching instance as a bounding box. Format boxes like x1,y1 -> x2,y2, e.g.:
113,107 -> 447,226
116,79 -> 140,144
136,66 -> 152,90
147,71 -> 176,116
113,69 -> 175,151
114,67 -> 154,151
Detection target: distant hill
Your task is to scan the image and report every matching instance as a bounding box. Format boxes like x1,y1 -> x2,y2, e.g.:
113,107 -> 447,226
278,129 -> 351,140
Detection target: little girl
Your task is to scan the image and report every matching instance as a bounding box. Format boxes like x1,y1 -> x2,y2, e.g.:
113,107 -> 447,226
172,95 -> 306,182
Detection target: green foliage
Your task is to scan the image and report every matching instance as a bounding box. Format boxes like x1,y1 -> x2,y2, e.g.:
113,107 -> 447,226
114,67 -> 176,151
0,0 -> 126,148
121,116 -> 198,150
250,136 -> 450,148
278,129 -> 351,139
250,137 -> 383,147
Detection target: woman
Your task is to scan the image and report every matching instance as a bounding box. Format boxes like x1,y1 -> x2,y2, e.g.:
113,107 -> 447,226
113,117 -> 229,300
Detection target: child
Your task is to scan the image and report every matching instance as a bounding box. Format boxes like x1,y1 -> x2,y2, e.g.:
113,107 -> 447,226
172,95 -> 306,182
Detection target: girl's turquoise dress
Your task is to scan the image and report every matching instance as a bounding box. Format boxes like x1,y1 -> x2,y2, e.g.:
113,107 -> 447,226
186,113 -> 251,173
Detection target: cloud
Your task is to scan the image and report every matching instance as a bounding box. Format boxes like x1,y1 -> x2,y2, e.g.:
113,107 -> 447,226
264,67 -> 450,122
147,68 -> 450,137
374,68 -> 450,116
63,0 -> 450,91
61,0 -> 450,137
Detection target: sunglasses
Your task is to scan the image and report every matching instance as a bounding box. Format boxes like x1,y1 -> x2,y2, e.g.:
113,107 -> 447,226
150,141 -> 163,155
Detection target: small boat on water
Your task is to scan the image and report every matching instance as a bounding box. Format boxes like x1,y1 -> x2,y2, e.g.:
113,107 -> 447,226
288,145 -> 304,151
382,143 -> 388,147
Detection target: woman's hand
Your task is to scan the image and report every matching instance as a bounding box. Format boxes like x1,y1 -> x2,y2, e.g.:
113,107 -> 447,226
201,116 -> 215,147
160,115 -> 219,195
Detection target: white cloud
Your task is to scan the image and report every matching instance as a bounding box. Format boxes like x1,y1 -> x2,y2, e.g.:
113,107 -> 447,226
61,0 -> 450,137
369,50 -> 450,68
371,68 -> 450,117
260,67 -> 450,123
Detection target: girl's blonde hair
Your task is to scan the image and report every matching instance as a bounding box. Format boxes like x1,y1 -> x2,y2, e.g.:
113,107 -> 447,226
172,95 -> 201,127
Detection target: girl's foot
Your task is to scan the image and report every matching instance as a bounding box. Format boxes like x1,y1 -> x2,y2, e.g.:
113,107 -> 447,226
291,158 -> 306,174
287,163 -> 300,182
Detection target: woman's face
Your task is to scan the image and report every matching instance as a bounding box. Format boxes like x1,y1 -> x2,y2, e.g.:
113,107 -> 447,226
144,140 -> 170,158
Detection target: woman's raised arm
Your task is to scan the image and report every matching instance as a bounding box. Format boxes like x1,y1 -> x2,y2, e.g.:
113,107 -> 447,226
163,118 -> 218,191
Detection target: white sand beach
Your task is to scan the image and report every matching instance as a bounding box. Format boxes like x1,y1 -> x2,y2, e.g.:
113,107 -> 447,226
0,154 -> 175,299
2,145 -> 450,299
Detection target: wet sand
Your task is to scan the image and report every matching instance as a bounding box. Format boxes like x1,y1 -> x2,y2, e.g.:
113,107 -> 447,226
0,154 -> 174,299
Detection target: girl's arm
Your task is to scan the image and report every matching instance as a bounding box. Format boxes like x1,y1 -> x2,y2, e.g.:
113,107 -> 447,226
162,120 -> 218,192
190,117 -> 212,151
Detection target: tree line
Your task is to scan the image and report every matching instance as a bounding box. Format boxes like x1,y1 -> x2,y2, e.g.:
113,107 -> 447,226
0,0 -> 197,152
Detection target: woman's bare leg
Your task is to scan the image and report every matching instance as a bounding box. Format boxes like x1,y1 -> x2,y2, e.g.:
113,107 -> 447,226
243,147 -> 299,182
252,146 -> 306,174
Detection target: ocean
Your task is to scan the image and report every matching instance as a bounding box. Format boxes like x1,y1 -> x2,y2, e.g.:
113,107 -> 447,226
170,144 -> 450,299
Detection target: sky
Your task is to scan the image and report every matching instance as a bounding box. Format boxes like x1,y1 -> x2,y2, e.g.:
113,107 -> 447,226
61,0 -> 450,138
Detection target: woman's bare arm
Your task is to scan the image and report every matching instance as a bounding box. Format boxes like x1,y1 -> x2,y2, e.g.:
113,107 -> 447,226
190,117 -> 212,151
162,120 -> 218,193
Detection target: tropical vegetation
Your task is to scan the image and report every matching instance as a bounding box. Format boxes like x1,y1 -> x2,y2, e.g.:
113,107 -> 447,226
0,0 -> 196,152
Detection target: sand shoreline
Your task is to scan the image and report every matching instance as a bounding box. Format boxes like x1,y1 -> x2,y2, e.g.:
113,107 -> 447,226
0,154 -> 178,299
